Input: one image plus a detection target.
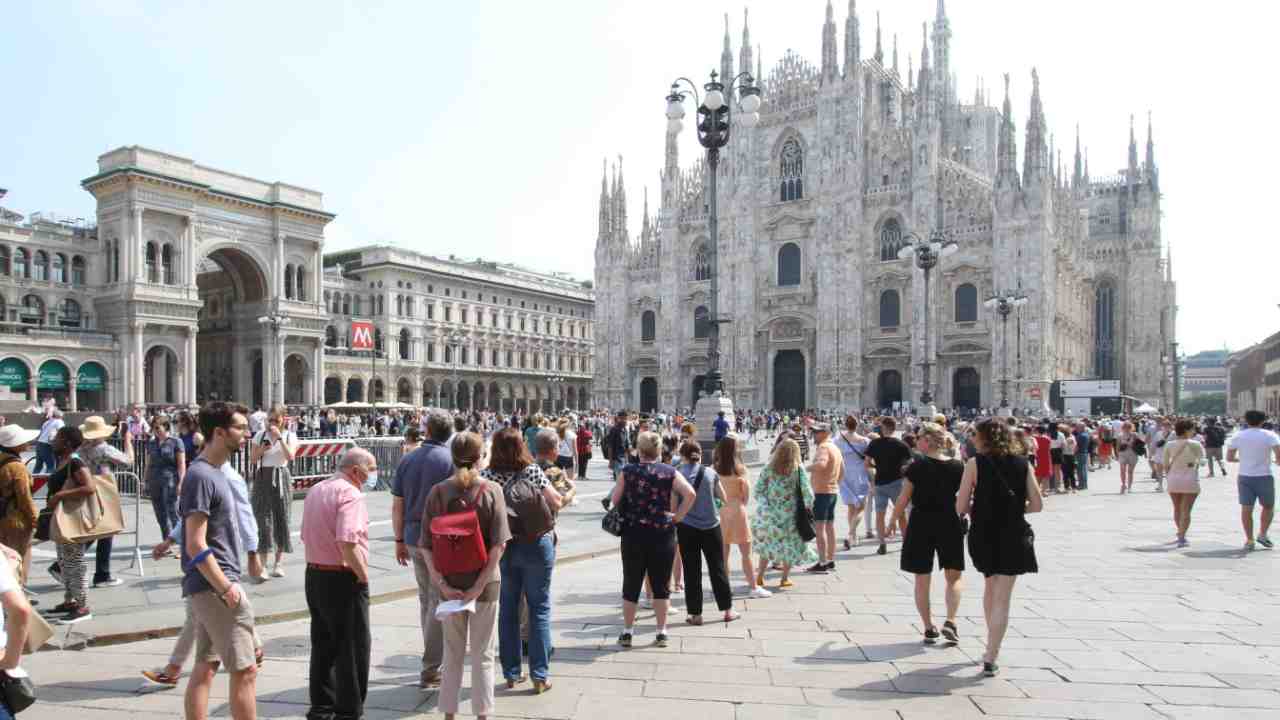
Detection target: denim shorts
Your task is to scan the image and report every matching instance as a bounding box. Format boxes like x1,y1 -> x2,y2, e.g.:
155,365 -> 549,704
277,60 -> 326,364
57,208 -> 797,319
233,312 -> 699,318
812,493 -> 838,523
873,479 -> 904,512
1238,475 -> 1275,508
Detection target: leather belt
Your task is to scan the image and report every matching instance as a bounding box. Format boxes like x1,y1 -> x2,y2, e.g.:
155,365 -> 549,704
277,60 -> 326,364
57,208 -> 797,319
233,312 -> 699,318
307,562 -> 353,574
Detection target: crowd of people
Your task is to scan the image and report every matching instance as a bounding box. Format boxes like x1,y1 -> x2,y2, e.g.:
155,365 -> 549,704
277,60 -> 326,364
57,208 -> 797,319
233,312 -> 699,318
0,396 -> 1272,718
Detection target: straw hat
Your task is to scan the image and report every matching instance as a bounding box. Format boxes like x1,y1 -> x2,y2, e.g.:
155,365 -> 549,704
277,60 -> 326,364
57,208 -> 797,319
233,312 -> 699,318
0,424 -> 40,449
79,415 -> 115,440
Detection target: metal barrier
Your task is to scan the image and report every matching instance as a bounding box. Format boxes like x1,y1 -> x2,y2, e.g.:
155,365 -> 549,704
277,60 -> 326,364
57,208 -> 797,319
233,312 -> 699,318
113,470 -> 147,578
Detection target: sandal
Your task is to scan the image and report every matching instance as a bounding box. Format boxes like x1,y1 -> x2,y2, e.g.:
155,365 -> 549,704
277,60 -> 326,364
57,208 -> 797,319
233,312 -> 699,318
779,579 -> 794,588
505,675 -> 528,689
141,669 -> 180,687
255,648 -> 265,667
722,612 -> 741,623
686,615 -> 703,626
532,679 -> 553,694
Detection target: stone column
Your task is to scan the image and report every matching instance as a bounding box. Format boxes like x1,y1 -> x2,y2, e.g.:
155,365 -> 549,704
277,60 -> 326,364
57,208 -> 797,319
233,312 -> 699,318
27,378 -> 36,404
132,207 -> 144,283
68,378 -> 78,412
133,321 -> 145,404
313,342 -> 324,405
184,327 -> 197,404
275,233 -> 285,300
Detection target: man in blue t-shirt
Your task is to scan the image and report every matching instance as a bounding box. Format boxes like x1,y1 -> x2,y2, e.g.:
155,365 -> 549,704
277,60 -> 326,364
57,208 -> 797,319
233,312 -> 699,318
391,409 -> 456,688
713,411 -> 730,443
180,401 -> 257,720
1072,423 -> 1092,490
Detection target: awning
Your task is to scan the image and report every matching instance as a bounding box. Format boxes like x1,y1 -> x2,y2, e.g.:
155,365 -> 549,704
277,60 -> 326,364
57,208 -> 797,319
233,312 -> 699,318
77,362 -> 107,391
0,358 -> 28,392
37,360 -> 70,390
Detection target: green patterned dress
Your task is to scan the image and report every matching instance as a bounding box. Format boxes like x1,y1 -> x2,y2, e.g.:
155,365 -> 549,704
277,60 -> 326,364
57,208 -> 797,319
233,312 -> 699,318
752,466 -> 817,566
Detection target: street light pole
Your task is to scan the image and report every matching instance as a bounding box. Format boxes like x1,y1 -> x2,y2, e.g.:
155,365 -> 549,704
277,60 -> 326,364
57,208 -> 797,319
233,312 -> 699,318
897,232 -> 958,411
984,291 -> 1029,412
665,68 -> 761,448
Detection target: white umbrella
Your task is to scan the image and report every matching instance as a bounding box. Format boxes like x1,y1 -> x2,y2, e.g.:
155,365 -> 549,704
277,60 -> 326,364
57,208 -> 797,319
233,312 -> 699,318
1134,402 -> 1157,414
324,401 -> 350,408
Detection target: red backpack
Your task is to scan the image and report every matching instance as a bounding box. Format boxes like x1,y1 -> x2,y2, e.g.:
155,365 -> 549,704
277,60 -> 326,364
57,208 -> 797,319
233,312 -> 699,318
429,483 -> 489,576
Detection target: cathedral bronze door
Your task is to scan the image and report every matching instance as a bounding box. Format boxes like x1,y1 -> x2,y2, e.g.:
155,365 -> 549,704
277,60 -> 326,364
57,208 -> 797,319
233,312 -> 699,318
640,377 -> 658,413
773,350 -> 805,411
877,369 -> 902,409
953,367 -> 980,410
692,374 -> 706,403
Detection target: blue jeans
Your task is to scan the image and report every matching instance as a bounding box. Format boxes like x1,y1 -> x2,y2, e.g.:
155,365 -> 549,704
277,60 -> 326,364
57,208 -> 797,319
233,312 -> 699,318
33,442 -> 56,475
1075,454 -> 1090,489
0,696 -> 13,719
498,534 -> 555,682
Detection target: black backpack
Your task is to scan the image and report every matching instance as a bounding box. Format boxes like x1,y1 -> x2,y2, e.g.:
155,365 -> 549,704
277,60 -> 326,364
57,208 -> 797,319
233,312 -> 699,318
504,470 -> 555,543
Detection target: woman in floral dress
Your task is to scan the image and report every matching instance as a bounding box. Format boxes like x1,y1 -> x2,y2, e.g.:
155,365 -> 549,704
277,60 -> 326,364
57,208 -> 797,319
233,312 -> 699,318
753,438 -> 815,589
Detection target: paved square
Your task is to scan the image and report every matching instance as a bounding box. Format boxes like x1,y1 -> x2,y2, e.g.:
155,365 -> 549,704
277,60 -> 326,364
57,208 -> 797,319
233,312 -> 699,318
17,462 -> 1280,719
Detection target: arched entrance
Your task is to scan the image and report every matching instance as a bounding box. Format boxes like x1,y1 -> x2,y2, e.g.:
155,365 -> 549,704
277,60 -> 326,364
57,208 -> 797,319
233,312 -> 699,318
422,379 -> 436,407
37,359 -> 72,408
0,358 -> 30,402
457,382 -> 470,410
76,361 -> 108,411
877,369 -> 903,409
474,382 -> 486,410
397,378 -> 413,404
640,377 -> 658,413
346,378 -> 364,403
952,367 -> 980,411
489,382 -> 501,412
370,378 -> 385,404
145,346 -> 180,405
692,374 -> 707,403
773,350 -> 805,411
324,377 -> 342,405
196,246 -> 270,405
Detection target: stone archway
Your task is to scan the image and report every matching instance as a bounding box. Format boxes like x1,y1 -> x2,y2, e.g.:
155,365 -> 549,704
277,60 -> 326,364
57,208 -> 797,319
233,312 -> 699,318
196,245 -> 271,404
324,376 -> 342,405
284,354 -> 308,405
145,345 -> 181,405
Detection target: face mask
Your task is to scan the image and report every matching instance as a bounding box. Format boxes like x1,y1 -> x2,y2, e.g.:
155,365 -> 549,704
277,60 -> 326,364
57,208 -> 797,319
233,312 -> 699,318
362,469 -> 379,491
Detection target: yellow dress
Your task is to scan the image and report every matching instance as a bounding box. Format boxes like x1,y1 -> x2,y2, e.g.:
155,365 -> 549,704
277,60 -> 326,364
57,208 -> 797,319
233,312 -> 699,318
719,472 -> 750,545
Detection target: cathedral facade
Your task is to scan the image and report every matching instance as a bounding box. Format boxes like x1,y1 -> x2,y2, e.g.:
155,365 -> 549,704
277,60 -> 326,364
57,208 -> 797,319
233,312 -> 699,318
593,1 -> 1176,413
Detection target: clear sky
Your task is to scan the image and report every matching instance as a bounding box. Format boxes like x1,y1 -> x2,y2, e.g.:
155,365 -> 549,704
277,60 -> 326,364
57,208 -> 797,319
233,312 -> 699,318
2,1 -> 1274,356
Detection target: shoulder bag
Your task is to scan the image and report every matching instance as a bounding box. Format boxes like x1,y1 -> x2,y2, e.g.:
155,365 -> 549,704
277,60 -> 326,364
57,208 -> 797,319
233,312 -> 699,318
601,468 -> 627,537
989,456 -> 1034,551
52,468 -> 125,544
793,470 -> 816,542
0,668 -> 35,714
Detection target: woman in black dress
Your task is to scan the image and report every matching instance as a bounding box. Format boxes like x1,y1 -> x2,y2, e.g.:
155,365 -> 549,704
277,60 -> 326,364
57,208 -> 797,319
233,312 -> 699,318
892,423 -> 965,646
956,418 -> 1043,677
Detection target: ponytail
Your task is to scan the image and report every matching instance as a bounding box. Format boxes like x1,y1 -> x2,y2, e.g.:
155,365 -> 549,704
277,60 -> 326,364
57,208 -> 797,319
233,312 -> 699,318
450,431 -> 483,488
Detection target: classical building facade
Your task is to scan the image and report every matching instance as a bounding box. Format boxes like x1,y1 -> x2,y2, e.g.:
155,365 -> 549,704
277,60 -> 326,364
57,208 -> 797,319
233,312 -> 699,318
594,1 -> 1176,412
319,247 -> 594,413
1,145 -> 593,412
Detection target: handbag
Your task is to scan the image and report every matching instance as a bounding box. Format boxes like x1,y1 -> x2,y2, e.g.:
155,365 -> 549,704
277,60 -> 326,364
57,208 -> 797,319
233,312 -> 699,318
601,468 -> 627,537
793,471 -> 816,542
989,458 -> 1035,551
52,474 -> 125,544
0,669 -> 36,714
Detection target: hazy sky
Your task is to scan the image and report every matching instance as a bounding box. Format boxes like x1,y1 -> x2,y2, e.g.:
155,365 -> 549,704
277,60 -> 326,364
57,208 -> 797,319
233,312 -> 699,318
2,1 -> 1274,356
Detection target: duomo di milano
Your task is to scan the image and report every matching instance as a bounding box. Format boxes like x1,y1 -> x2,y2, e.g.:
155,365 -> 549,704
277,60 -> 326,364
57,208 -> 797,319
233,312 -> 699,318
592,0 -> 1176,413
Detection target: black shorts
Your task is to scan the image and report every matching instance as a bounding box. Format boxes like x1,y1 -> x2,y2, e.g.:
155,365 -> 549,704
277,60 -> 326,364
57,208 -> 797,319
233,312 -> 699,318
555,455 -> 574,471
1050,448 -> 1063,466
900,510 -> 965,574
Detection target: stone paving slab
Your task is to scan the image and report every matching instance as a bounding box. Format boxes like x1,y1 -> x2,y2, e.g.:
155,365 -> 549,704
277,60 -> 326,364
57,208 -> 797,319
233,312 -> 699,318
12,462 -> 1280,719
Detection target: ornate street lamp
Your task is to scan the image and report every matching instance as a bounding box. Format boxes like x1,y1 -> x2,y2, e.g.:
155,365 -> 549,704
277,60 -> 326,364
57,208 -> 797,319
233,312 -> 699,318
256,312 -> 290,407
984,291 -> 1029,411
897,232 -> 958,408
665,69 -> 761,401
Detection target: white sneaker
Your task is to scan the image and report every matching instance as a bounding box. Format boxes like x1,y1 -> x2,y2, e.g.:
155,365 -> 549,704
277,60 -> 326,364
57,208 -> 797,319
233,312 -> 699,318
749,586 -> 772,599
270,566 -> 286,578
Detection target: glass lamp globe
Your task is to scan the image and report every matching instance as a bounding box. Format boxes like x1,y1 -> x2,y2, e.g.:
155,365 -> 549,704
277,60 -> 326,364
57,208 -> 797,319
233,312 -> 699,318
740,111 -> 759,128
666,99 -> 685,120
740,93 -> 761,113
941,241 -> 960,256
983,298 -> 999,309
667,118 -> 684,134
897,245 -> 915,261
704,89 -> 725,111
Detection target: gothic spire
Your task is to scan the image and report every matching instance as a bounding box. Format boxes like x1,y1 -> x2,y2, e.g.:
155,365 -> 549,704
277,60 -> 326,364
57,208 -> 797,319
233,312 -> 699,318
908,54 -> 913,92
1022,68 -> 1047,186
641,186 -> 651,239
874,11 -> 883,64
1073,123 -> 1083,189
739,8 -> 753,82
892,33 -> 899,75
1127,113 -> 1138,182
843,0 -> 860,79
597,158 -> 610,246
721,13 -> 735,92
1145,111 -> 1156,171
821,1 -> 838,84
918,22 -> 931,108
996,73 -> 1020,191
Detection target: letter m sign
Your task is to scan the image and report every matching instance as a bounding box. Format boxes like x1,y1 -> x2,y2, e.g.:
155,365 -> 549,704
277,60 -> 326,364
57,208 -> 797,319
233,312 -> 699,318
350,321 -> 375,350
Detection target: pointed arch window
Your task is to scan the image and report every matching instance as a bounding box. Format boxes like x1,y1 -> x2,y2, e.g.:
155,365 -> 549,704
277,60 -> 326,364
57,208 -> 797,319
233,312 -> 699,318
879,289 -> 900,328
954,283 -> 978,323
780,137 -> 804,201
879,218 -> 904,261
777,242 -> 801,286
692,242 -> 712,281
693,305 -> 711,339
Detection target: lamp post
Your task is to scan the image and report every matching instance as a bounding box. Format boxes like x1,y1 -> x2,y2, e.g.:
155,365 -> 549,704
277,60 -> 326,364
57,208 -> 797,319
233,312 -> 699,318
665,68 -> 761,446
897,232 -> 958,410
545,373 -> 566,413
256,312 -> 290,408
446,328 -> 466,411
984,291 -> 1029,413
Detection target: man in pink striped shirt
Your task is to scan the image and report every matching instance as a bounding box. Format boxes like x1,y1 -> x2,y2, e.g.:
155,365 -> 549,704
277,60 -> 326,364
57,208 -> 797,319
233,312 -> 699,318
300,448 -> 375,720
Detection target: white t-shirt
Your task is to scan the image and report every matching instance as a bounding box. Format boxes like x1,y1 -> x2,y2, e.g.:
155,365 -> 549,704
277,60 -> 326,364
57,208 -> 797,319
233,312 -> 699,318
254,429 -> 297,467
249,410 -> 268,435
558,430 -> 576,458
37,417 -> 64,444
0,552 -> 15,647
1227,428 -> 1280,477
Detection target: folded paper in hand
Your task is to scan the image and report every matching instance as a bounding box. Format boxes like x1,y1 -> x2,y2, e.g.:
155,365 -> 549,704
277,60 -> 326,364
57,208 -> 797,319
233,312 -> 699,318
434,599 -> 476,619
